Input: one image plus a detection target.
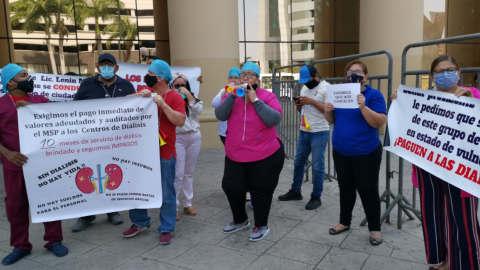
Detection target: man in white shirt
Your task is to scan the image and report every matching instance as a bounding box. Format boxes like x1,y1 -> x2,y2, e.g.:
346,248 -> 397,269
279,65 -> 330,210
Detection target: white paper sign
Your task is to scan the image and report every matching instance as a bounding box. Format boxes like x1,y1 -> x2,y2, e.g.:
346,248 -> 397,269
0,63 -> 202,100
384,85 -> 480,197
326,83 -> 361,109
18,96 -> 162,222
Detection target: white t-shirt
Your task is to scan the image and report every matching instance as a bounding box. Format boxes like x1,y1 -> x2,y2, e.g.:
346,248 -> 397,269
299,80 -> 330,132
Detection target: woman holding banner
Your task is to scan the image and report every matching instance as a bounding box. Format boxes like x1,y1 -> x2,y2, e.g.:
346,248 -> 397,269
215,62 -> 284,242
170,73 -> 203,220
392,55 -> 480,270
324,60 -> 386,246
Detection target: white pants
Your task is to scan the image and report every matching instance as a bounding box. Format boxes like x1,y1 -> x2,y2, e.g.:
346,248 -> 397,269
175,131 -> 202,208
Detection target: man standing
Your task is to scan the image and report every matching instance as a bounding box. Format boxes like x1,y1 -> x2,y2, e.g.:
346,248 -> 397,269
0,64 -> 68,265
278,65 -> 330,210
71,53 -> 136,231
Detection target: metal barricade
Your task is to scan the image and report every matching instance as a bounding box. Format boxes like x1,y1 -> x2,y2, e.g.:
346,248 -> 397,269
394,33 -> 480,229
272,50 -> 399,226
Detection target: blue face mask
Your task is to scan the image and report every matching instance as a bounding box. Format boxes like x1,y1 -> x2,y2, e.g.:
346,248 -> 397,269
434,71 -> 458,90
100,66 -> 115,80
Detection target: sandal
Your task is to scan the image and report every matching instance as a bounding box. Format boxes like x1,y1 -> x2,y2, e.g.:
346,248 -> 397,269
184,207 -> 197,216
370,237 -> 383,245
329,226 -> 350,235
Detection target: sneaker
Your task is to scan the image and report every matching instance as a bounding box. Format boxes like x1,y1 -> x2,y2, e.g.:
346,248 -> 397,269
305,195 -> 322,210
222,220 -> 250,234
159,232 -> 173,245
71,216 -> 96,232
2,248 -> 30,265
107,212 -> 123,225
122,224 -> 149,238
278,190 -> 303,201
48,242 -> 68,257
249,226 -> 270,242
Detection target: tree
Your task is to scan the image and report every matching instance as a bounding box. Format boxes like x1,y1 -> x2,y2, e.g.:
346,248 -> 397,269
11,0 -> 72,74
103,16 -> 138,61
72,0 -> 125,56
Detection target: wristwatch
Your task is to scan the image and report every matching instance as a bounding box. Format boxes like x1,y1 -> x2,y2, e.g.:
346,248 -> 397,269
253,98 -> 259,103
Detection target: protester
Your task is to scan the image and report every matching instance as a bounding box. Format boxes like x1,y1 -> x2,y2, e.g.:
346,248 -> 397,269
0,64 -> 68,265
123,59 -> 186,245
278,65 -> 330,210
392,55 -> 480,270
72,53 -> 136,231
215,62 -> 285,242
147,56 -> 204,84
171,72 -> 203,220
324,60 -> 386,245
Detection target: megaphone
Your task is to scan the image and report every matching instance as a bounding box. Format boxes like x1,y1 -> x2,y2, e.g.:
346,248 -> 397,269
234,88 -> 245,97
225,85 -> 234,93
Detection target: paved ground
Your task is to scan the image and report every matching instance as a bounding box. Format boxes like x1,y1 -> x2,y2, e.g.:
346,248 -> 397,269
0,148 -> 429,270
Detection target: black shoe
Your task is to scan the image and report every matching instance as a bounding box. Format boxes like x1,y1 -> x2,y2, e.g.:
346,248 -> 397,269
305,195 -> 322,210
278,190 -> 303,201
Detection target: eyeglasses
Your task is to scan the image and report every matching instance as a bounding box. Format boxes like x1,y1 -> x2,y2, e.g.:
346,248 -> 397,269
99,62 -> 115,67
432,67 -> 458,75
173,84 -> 186,89
346,70 -> 364,76
239,73 -> 256,79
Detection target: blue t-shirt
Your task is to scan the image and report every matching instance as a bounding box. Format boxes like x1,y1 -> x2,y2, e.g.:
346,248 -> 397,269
332,85 -> 386,156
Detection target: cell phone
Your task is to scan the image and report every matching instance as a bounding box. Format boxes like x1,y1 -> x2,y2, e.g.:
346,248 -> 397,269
293,97 -> 300,102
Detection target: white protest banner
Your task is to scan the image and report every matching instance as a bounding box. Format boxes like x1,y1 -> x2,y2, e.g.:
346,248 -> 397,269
384,85 -> 480,197
0,63 -> 202,101
18,96 -> 162,222
326,83 -> 361,109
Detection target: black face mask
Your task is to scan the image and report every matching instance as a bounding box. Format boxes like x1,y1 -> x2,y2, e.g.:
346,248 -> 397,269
347,74 -> 364,84
246,84 -> 258,90
144,74 -> 159,87
12,78 -> 34,93
304,78 -> 320,89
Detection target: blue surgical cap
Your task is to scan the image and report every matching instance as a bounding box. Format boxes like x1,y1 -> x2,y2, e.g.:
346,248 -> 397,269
241,62 -> 260,77
148,60 -> 173,83
228,67 -> 241,78
1,63 -> 25,93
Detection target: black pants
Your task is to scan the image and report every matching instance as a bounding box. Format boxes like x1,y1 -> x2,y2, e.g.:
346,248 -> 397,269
220,135 -> 226,146
333,143 -> 382,231
222,140 -> 285,227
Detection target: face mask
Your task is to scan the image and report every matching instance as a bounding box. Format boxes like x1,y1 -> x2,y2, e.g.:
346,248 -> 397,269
12,78 -> 34,93
347,74 -> 364,84
100,66 -> 115,80
246,84 -> 258,91
145,74 -> 160,87
434,71 -> 458,90
304,78 -> 319,89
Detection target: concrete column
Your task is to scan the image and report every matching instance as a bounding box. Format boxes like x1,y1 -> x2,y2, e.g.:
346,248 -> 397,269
152,0 -> 171,64
0,0 -> 16,67
359,0 -> 424,93
167,0 -> 239,149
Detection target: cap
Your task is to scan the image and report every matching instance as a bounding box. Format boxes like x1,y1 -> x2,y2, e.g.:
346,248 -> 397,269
98,53 -> 117,65
1,63 -> 25,92
148,59 -> 173,82
298,65 -> 318,84
228,67 -> 241,78
241,62 -> 260,77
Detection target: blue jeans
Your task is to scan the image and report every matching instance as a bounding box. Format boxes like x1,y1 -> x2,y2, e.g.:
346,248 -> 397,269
292,130 -> 329,197
129,156 -> 177,233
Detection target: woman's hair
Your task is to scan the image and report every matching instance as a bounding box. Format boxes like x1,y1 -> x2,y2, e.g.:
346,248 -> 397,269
344,60 -> 368,75
430,55 -> 460,75
171,72 -> 200,117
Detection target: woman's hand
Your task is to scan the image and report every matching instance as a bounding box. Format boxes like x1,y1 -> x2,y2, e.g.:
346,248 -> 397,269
391,89 -> 398,100
455,87 -> 473,98
153,95 -> 166,108
357,93 -> 366,109
178,87 -> 190,96
324,102 -> 334,113
15,100 -> 31,109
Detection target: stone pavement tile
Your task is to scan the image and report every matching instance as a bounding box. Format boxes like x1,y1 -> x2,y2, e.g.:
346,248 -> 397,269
147,216 -> 191,234
209,191 -> 228,200
70,223 -> 126,246
115,257 -> 180,270
169,244 -> 257,270
55,248 -> 130,270
316,247 -> 369,270
248,254 -> 315,270
308,208 -> 341,227
396,241 -> 427,263
381,227 -> 423,247
174,220 -> 229,245
217,233 -> 275,255
99,230 -> 160,258
180,203 -> 225,221
265,237 -> 330,265
269,203 -> 318,221
192,191 -> 218,202
0,249 -> 50,270
0,227 -> 10,243
0,205 -> 7,220
287,221 -> 348,246
206,208 -> 237,226
340,229 -> 393,257
390,248 -> 424,263
0,218 -> 10,230
31,238 -> 97,267
140,238 -> 198,263
196,196 -> 230,208
361,254 -> 426,270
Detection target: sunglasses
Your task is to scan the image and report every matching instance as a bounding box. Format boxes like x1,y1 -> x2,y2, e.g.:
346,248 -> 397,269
173,84 -> 186,89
